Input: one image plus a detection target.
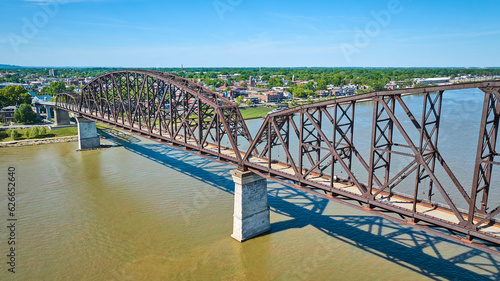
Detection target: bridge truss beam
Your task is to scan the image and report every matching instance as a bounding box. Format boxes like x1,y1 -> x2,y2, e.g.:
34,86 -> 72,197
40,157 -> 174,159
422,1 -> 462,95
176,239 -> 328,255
245,82 -> 500,254
56,70 -> 254,164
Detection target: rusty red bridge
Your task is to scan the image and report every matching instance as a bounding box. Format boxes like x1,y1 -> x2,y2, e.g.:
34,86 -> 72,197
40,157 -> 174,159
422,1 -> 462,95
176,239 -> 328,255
54,70 -> 500,255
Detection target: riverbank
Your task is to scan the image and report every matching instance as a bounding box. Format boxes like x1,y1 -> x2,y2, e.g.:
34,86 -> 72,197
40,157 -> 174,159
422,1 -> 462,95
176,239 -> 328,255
238,106 -> 273,119
0,135 -> 78,147
0,126 -> 78,143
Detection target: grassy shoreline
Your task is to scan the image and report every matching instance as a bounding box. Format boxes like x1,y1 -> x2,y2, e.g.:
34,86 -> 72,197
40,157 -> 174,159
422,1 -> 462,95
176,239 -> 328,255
238,106 -> 273,119
0,127 -> 78,143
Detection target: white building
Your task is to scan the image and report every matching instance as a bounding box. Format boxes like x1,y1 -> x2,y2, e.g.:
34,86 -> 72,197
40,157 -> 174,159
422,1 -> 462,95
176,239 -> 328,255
416,77 -> 451,85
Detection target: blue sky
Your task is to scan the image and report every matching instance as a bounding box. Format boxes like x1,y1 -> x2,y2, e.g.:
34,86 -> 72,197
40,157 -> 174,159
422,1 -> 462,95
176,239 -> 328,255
1,0 -> 499,67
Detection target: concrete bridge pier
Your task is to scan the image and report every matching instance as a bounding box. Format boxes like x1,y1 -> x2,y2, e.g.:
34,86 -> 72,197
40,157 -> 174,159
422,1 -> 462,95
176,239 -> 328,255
46,106 -> 53,120
54,109 -> 70,126
76,117 -> 100,150
231,169 -> 270,242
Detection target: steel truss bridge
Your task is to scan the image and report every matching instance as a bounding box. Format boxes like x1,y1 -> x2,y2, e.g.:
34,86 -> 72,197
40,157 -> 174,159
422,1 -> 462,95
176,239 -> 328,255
55,70 -> 500,255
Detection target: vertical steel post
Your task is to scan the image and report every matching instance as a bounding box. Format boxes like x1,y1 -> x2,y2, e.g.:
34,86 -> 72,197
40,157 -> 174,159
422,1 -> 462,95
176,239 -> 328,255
368,98 -> 379,194
469,88 -> 500,225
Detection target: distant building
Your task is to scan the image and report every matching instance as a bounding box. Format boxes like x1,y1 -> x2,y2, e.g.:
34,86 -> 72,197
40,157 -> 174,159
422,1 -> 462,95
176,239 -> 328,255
332,87 -> 355,96
225,87 -> 247,99
271,86 -> 290,92
385,83 -> 398,90
243,97 -> 259,104
417,77 -> 451,85
0,83 -> 33,90
218,74 -> 240,81
32,95 -> 52,102
49,69 -> 57,76
66,78 -> 86,87
316,90 -> 331,97
0,105 -> 18,123
248,92 -> 283,103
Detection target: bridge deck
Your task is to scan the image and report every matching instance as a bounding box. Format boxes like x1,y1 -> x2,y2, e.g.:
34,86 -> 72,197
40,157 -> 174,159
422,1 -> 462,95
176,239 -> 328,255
244,156 -> 500,236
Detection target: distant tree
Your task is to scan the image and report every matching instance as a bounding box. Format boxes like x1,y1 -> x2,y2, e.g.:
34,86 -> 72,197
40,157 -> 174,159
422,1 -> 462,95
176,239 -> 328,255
0,94 -> 7,109
30,126 -> 40,138
245,99 -> 252,106
317,79 -> 327,91
14,104 -> 37,124
292,86 -> 306,98
0,86 -> 31,106
39,126 -> 47,136
10,130 -> 20,140
241,81 -> 248,88
42,81 -> 66,96
306,81 -> 315,91
235,95 -> 243,106
370,81 -> 386,91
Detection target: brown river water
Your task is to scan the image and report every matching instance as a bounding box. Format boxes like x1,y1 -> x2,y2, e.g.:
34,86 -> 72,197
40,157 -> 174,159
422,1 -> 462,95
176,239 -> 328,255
1,88 -> 499,280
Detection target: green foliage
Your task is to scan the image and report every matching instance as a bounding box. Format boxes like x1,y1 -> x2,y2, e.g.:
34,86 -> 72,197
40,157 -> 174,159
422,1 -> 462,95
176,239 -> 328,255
306,81 -> 315,91
204,78 -> 226,88
0,85 -> 31,107
0,95 -> 7,109
1,126 -> 74,142
317,79 -> 327,90
245,99 -> 252,106
14,104 -> 37,124
30,126 -> 40,138
238,107 -> 272,119
235,95 -> 244,106
0,74 -> 21,84
42,81 -> 67,96
10,130 -> 19,140
268,77 -> 284,88
292,85 -> 313,98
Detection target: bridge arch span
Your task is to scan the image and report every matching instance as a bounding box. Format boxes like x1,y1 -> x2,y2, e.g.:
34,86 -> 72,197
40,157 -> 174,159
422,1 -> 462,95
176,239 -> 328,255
56,70 -> 254,163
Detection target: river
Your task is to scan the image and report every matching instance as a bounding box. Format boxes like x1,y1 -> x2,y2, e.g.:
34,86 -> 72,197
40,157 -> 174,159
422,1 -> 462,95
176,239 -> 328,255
1,88 -> 499,280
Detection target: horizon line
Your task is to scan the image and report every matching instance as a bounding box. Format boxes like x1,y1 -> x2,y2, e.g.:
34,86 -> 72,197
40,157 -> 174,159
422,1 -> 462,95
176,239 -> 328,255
2,65 -> 500,69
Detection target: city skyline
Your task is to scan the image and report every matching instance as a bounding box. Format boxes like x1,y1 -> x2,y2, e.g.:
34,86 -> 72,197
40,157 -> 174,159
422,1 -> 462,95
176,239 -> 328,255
1,0 -> 499,68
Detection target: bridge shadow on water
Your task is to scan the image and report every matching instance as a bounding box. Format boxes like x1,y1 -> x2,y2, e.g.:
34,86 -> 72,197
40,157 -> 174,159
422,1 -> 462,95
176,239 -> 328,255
100,128 -> 500,281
